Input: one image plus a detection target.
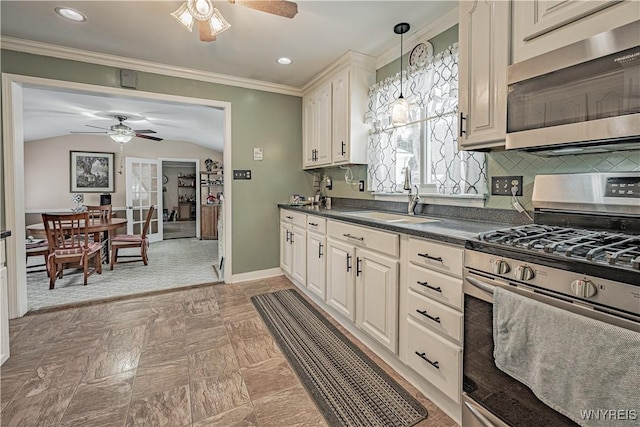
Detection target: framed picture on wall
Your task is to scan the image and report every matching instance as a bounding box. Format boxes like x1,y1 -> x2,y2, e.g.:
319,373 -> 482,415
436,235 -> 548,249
70,151 -> 115,193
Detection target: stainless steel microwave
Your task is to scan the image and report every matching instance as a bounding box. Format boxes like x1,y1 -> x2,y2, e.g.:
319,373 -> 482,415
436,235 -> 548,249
506,21 -> 640,156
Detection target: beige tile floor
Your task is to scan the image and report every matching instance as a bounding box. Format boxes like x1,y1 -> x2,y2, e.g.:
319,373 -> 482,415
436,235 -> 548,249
0,276 -> 457,427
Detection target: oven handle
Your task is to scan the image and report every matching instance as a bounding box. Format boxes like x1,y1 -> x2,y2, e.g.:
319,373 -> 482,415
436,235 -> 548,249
466,276 -> 495,295
464,400 -> 497,427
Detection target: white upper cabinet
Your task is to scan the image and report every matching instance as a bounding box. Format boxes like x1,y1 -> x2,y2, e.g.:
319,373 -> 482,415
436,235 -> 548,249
512,0 -> 640,63
303,52 -> 375,169
303,81 -> 332,168
458,0 -> 510,150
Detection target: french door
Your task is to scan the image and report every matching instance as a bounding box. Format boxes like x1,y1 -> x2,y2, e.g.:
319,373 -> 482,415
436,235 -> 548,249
125,157 -> 162,242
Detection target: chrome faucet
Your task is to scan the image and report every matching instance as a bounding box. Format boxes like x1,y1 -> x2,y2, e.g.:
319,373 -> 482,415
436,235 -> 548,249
408,185 -> 420,215
403,167 -> 420,215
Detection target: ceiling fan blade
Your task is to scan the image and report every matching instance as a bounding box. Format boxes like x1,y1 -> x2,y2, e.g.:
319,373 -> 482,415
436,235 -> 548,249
86,124 -> 110,130
71,131 -> 107,134
235,0 -> 298,18
198,20 -> 217,42
132,129 -> 157,134
135,134 -> 163,142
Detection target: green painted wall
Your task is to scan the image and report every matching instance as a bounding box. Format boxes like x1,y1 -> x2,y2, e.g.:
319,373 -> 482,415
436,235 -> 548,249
0,49 -> 314,275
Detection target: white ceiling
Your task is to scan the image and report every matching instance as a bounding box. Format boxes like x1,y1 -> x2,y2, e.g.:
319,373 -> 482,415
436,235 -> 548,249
1,0 -> 457,150
22,87 -> 225,151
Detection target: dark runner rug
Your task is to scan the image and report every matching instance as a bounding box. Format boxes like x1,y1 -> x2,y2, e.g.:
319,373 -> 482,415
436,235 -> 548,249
250,289 -> 428,427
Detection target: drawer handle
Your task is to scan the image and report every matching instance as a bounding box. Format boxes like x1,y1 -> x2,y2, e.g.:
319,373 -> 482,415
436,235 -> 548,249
416,309 -> 441,324
286,216 -> 294,220
417,281 -> 442,293
417,253 -> 443,262
343,233 -> 364,242
309,222 -> 318,227
415,351 -> 440,369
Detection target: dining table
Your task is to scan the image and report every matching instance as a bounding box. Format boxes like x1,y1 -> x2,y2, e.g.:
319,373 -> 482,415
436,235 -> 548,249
26,217 -> 128,264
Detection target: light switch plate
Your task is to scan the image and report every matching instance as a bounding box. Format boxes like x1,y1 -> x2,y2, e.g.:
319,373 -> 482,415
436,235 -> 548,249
233,170 -> 251,180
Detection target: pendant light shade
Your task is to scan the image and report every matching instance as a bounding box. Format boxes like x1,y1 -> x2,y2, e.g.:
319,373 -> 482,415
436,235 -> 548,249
391,22 -> 410,126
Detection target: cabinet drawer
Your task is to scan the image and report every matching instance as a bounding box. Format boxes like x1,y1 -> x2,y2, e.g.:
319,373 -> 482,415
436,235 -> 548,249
280,210 -> 306,228
306,215 -> 327,234
408,238 -> 463,278
406,317 -> 461,403
328,220 -> 399,258
407,289 -> 463,344
407,264 -> 463,310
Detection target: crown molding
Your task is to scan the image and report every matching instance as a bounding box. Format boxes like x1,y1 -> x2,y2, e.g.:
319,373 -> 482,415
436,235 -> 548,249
301,50 -> 377,95
1,37 -> 303,97
375,7 -> 458,70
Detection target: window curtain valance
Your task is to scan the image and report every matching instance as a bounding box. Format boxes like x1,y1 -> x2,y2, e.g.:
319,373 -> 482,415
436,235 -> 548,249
364,43 -> 486,195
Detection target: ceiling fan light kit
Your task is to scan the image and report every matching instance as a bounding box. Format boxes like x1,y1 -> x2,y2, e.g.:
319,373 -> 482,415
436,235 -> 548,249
392,22 -> 410,126
71,115 -> 163,144
172,0 -> 231,42
172,0 -> 298,42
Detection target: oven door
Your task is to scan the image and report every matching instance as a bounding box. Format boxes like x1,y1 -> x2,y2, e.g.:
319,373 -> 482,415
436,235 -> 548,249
462,271 -> 579,427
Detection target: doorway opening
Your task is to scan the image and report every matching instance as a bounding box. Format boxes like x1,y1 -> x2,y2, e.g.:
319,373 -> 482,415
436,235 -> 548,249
3,73 -> 232,317
161,160 -> 198,240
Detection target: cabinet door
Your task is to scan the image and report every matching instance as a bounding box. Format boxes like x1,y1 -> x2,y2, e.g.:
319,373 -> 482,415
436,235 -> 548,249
280,223 -> 292,275
290,226 -> 307,286
315,82 -> 332,166
458,0 -> 510,150
303,94 -> 317,168
511,1 -> 637,63
307,232 -> 326,299
326,238 -> 356,321
332,68 -> 349,164
356,248 -> 399,353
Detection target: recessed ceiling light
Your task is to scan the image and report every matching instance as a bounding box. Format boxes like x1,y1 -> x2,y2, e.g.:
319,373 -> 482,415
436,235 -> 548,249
55,7 -> 87,22
277,57 -> 292,65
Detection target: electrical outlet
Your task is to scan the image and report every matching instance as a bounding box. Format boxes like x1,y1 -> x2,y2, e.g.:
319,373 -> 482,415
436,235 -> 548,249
491,176 -> 523,196
233,170 -> 251,180
359,180 -> 365,192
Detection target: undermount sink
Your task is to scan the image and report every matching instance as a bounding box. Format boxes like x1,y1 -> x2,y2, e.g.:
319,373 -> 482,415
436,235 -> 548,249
342,211 -> 440,224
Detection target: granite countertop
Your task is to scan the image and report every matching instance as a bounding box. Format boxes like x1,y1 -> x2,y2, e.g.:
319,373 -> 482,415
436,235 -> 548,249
278,204 -> 513,246
0,230 -> 11,240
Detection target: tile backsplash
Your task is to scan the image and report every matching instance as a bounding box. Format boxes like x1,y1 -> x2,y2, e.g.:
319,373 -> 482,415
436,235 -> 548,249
486,149 -> 640,210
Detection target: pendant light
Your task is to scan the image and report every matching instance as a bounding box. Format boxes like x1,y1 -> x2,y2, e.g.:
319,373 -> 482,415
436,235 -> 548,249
392,22 -> 410,126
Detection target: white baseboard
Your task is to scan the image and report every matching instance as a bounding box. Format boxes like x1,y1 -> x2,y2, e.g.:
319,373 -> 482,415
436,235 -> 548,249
230,267 -> 284,284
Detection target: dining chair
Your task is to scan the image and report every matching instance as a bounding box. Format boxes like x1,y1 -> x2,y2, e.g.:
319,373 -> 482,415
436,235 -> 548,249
84,204 -> 112,261
110,206 -> 155,270
26,239 -> 50,275
42,212 -> 103,289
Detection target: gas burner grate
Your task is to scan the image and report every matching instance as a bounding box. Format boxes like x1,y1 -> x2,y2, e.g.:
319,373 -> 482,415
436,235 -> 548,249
478,224 -> 640,270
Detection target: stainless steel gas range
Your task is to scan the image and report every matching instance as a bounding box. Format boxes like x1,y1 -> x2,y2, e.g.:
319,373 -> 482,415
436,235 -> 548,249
462,172 -> 640,427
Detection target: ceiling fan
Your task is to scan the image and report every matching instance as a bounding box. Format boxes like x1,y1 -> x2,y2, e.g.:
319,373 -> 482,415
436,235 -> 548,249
71,115 -> 163,143
172,0 -> 298,42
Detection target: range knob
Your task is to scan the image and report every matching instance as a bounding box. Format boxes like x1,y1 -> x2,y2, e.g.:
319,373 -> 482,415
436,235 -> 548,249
492,259 -> 510,275
515,265 -> 535,281
571,278 -> 597,298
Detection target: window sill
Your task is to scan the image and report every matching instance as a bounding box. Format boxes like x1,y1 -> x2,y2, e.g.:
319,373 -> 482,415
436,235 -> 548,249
372,192 -> 486,208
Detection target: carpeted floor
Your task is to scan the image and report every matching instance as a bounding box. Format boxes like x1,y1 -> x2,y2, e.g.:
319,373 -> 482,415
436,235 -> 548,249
251,289 -> 428,427
26,238 -> 219,312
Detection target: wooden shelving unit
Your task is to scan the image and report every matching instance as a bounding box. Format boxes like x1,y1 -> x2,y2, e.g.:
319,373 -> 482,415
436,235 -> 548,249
200,169 -> 223,239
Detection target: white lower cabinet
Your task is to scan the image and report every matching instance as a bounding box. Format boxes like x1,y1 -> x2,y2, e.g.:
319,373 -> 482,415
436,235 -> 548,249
356,248 -> 398,353
280,211 -> 307,286
406,317 -> 462,403
402,236 -> 465,409
327,221 -> 400,352
306,216 -> 327,300
326,238 -> 356,320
